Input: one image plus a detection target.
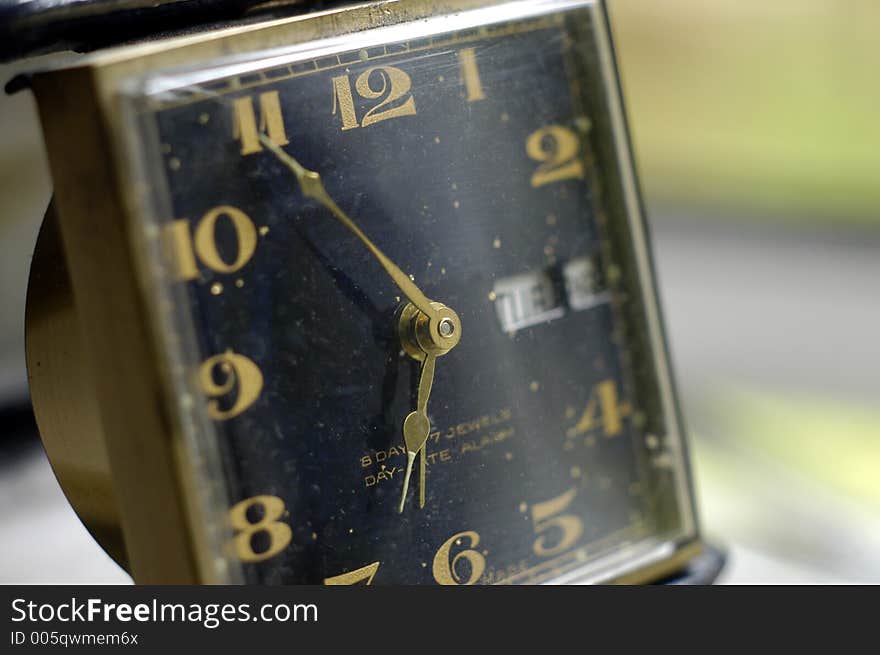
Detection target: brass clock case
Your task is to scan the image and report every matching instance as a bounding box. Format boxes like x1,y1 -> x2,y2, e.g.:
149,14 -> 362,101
25,204 -> 127,570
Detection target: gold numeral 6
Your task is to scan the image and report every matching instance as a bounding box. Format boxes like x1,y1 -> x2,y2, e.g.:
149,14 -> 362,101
198,349 -> 263,420
526,124 -> 585,188
432,530 -> 486,585
228,495 -> 292,562
164,205 -> 258,281
530,488 -> 584,557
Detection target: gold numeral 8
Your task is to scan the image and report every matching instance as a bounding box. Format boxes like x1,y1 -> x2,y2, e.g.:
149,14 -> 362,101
228,495 -> 293,562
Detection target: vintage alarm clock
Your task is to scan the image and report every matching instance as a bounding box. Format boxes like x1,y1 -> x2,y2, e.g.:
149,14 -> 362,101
21,0 -> 714,584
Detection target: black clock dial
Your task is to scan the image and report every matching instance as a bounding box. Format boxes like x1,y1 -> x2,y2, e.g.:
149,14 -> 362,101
138,10 -> 691,584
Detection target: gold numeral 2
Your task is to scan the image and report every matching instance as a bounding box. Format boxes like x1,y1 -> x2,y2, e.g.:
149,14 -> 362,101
163,205 -> 258,281
332,65 -> 417,130
457,48 -> 486,102
228,495 -> 292,562
324,562 -> 381,585
530,488 -> 584,557
233,91 -> 289,155
432,530 -> 486,585
199,349 -> 263,420
526,124 -> 585,187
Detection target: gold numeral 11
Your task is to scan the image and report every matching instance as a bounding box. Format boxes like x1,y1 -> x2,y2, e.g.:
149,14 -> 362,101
232,90 -> 289,155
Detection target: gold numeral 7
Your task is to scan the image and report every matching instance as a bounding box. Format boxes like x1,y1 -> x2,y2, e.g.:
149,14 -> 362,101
323,562 -> 381,585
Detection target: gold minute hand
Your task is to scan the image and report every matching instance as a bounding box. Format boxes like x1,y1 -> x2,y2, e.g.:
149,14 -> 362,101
259,135 -> 439,322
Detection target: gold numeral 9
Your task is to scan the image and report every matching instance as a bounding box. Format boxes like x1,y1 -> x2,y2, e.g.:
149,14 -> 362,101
530,488 -> 584,557
566,379 -> 629,439
233,90 -> 289,155
198,349 -> 263,420
432,530 -> 486,585
332,65 -> 417,130
228,495 -> 292,562
526,125 -> 585,187
164,205 -> 258,281
324,562 -> 381,585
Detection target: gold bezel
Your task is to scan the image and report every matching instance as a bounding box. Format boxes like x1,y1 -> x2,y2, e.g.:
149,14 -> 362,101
28,0 -> 701,584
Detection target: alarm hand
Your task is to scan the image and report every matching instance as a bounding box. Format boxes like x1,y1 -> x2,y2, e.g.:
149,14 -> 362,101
398,352 -> 435,513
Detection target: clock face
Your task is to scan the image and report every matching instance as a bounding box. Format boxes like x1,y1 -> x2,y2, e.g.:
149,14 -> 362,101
130,4 -> 696,584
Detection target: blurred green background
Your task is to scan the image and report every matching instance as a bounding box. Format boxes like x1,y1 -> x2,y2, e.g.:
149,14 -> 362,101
613,0 -> 880,222
0,0 -> 877,582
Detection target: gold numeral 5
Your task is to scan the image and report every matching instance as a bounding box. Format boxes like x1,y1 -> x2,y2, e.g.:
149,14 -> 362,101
332,65 -> 417,130
526,124 -> 585,187
432,530 -> 486,585
199,349 -> 263,420
233,91 -> 289,155
164,205 -> 258,281
324,562 -> 381,585
566,379 -> 630,439
228,495 -> 292,562
530,488 -> 584,557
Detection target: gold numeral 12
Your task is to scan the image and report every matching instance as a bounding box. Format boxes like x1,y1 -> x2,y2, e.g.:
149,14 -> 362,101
233,90 -> 289,155
332,66 -> 417,130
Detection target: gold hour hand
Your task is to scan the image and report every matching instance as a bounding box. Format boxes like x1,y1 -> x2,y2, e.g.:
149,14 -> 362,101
398,352 -> 436,513
259,135 -> 438,321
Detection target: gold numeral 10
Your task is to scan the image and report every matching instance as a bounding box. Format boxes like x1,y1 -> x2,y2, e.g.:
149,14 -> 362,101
198,349 -> 263,420
432,530 -> 486,585
232,90 -> 289,155
566,379 -> 630,439
324,562 -> 381,585
526,124 -> 585,187
228,495 -> 292,562
332,65 -> 417,130
530,488 -> 584,557
164,205 -> 258,281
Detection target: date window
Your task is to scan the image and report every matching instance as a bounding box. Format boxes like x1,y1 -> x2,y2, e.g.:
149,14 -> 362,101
492,271 -> 565,333
562,256 -> 609,311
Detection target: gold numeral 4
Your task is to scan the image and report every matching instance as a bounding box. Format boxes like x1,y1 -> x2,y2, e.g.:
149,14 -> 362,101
566,379 -> 631,439
233,90 -> 289,155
